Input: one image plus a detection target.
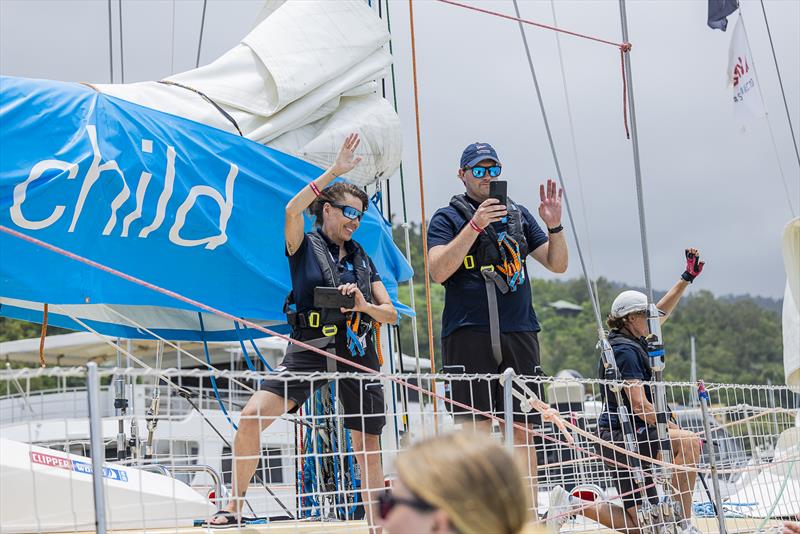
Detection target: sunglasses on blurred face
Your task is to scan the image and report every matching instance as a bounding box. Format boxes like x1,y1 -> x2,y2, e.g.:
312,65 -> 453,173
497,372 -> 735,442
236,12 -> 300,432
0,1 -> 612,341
378,490 -> 435,520
467,165 -> 502,179
330,203 -> 364,221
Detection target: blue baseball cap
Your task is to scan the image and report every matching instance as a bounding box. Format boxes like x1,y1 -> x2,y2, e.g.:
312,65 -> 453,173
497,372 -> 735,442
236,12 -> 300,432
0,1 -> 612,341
460,142 -> 500,169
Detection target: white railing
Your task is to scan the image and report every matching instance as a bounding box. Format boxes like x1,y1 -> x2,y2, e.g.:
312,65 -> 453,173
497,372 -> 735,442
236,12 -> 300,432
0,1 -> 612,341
0,365 -> 797,533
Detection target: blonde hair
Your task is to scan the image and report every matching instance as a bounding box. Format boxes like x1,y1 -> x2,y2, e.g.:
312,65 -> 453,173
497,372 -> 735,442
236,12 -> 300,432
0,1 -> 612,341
394,432 -> 530,534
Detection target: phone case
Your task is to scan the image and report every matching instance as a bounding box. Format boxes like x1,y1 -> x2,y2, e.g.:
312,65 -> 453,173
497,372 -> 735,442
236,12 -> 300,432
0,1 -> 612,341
314,287 -> 355,309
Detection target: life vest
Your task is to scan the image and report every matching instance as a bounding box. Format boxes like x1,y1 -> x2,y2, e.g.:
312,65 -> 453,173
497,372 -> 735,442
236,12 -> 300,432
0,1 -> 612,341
284,231 -> 374,351
597,330 -> 653,428
448,194 -> 529,290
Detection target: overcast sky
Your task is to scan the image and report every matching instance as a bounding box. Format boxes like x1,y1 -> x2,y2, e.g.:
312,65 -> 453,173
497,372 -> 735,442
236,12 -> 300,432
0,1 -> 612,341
1,0 -> 798,299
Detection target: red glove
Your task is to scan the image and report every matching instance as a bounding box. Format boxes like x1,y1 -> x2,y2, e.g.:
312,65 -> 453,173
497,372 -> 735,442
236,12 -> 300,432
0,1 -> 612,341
681,248 -> 704,283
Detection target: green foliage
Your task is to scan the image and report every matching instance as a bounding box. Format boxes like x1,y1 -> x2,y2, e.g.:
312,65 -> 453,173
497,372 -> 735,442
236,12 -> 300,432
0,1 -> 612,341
392,223 -> 784,385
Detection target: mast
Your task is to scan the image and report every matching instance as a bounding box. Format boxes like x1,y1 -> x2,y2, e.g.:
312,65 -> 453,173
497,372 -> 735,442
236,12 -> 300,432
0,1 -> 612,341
618,0 -> 682,526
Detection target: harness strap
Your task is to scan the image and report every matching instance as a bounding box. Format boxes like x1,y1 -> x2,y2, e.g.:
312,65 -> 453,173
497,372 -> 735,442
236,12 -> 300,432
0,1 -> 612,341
481,268 -> 509,366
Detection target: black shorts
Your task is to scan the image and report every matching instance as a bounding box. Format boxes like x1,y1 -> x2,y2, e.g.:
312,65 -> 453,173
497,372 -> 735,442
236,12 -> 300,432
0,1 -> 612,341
441,327 -> 545,424
597,426 -> 661,510
259,335 -> 385,435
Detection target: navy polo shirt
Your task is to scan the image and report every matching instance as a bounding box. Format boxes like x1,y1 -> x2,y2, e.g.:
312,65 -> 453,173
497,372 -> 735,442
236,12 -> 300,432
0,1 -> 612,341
597,333 -> 654,430
427,196 -> 548,338
287,230 -> 380,314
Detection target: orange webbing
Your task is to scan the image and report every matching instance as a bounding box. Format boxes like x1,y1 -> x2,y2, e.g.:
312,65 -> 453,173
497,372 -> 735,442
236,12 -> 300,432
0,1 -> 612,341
373,322 -> 384,366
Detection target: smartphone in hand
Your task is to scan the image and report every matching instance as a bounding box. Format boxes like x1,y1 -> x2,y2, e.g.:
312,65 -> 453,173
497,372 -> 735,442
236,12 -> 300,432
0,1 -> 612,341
489,180 -> 507,206
314,287 -> 356,309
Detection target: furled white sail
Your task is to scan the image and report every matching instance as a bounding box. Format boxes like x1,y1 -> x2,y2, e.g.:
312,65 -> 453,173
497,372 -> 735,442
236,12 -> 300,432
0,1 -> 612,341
783,217 -> 800,392
94,0 -> 400,186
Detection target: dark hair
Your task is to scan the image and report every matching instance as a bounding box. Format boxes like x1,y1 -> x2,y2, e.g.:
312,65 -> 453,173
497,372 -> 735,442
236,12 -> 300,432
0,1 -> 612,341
308,182 -> 369,227
606,314 -> 626,331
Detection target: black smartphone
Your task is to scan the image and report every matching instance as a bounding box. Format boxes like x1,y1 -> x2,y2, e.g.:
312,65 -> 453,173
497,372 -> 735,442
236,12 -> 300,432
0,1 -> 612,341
314,287 -> 355,309
489,180 -> 507,206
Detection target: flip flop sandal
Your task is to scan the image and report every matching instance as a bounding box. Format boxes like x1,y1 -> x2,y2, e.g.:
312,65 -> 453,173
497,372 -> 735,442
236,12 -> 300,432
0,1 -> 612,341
196,511 -> 240,529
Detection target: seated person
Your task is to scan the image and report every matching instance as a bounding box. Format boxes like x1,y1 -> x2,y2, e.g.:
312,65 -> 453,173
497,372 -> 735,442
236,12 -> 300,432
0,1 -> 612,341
548,250 -> 706,534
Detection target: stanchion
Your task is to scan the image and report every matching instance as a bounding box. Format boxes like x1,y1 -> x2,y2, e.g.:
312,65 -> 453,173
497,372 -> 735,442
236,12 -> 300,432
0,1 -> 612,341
87,362 -> 107,534
502,368 -> 515,452
698,381 -> 727,534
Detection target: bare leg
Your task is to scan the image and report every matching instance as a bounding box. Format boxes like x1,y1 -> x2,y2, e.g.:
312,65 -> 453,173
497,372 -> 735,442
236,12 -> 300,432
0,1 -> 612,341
578,502 -> 641,533
350,431 -> 383,531
513,423 -> 538,510
210,390 -> 296,523
669,428 -> 701,520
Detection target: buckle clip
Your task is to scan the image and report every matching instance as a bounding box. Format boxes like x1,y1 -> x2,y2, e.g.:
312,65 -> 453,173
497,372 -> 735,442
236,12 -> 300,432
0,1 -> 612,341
322,325 -> 338,337
480,265 -> 495,272
463,255 -> 475,270
308,311 -> 320,329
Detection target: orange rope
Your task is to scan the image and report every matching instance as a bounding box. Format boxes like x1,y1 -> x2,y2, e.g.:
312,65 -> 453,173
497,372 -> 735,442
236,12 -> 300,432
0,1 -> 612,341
373,322 -> 384,366
408,0 -> 439,429
38,303 -> 48,368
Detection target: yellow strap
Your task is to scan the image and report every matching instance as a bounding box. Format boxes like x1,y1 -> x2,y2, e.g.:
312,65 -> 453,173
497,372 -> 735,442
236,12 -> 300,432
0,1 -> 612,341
308,311 -> 320,328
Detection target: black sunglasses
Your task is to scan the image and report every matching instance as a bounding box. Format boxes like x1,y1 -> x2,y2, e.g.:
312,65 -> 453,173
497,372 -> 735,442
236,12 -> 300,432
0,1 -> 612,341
378,490 -> 435,520
329,203 -> 364,221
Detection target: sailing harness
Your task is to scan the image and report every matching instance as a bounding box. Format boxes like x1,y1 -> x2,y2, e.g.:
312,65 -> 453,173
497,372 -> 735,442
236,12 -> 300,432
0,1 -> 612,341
449,194 -> 530,365
283,231 -> 382,362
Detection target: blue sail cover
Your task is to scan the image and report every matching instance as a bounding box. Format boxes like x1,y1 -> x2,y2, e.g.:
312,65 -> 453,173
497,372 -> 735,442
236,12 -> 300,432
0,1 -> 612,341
0,76 -> 413,341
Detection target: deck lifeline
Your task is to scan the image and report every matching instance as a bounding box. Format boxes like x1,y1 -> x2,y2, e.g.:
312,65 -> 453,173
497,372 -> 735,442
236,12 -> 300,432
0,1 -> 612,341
55,517 -> 781,534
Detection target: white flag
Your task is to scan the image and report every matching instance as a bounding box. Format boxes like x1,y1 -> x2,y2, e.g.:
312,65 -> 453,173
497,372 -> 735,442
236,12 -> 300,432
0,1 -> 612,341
728,14 -> 766,119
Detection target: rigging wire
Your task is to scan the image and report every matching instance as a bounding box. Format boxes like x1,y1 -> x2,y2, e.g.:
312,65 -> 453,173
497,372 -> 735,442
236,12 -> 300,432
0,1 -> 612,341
196,0 -> 208,68
383,0 -> 424,388
118,0 -> 125,83
407,0 -> 439,424
548,0 -> 601,311
107,0 -> 114,83
170,0 -> 176,75
759,0 -> 800,171
510,0 -> 605,331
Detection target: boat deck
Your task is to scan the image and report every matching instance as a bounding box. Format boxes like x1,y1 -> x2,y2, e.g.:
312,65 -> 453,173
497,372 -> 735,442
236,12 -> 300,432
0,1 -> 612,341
55,517 -> 781,533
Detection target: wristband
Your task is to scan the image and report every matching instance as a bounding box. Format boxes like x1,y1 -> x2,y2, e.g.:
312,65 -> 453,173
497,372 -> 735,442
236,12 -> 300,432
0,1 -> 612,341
681,271 -> 696,283
309,181 -> 321,197
468,219 -> 483,233
547,224 -> 563,234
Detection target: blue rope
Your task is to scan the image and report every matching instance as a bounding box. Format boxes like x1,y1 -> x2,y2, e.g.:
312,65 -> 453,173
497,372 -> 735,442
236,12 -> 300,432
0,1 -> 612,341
233,321 -> 257,372
247,335 -> 274,371
198,313 -> 238,430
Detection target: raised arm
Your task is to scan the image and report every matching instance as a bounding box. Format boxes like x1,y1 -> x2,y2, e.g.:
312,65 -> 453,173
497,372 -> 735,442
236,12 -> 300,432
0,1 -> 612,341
657,248 -> 704,323
428,198 -> 507,283
529,179 -> 568,274
285,133 -> 362,255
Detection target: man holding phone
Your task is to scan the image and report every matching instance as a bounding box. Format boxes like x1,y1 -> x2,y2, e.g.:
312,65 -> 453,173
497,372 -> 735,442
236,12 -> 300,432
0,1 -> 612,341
427,142 -> 568,500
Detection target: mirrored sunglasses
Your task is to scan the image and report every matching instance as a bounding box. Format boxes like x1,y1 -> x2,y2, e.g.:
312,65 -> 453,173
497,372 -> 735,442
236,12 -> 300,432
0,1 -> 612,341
330,203 -> 364,221
469,165 -> 502,179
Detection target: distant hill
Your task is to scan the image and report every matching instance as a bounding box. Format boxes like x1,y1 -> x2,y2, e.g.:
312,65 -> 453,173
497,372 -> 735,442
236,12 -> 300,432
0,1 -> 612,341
393,223 -> 786,386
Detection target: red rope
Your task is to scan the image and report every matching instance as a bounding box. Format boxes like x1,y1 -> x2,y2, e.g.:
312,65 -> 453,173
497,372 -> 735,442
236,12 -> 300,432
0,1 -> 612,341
0,224 -> 656,474
435,0 -> 624,48
435,0 -> 634,138
38,303 -> 48,368
621,42 -> 632,139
